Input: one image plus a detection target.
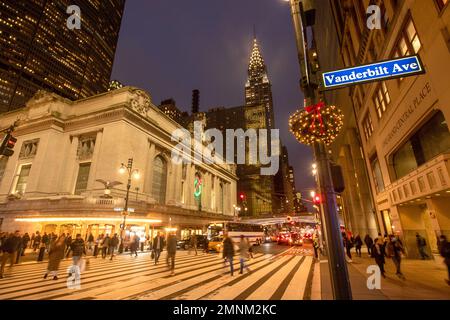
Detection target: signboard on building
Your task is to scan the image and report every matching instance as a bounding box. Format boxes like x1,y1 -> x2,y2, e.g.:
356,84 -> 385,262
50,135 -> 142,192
321,55 -> 425,90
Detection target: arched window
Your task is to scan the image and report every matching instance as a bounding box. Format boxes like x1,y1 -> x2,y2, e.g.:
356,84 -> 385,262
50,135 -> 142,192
152,156 -> 167,204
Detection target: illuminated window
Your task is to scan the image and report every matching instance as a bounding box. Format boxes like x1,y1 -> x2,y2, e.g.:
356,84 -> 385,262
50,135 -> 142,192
373,82 -> 391,119
394,18 -> 422,58
13,164 -> 32,195
362,113 -> 374,141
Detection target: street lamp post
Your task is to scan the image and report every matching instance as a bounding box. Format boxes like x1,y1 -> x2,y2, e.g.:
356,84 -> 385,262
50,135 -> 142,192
118,158 -> 140,253
284,0 -> 352,300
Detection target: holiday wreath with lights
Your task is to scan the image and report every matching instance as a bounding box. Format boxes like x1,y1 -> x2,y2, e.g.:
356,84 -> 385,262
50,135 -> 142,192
289,101 -> 344,146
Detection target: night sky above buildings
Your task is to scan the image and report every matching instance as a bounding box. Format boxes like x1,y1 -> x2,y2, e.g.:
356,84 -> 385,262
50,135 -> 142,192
111,0 -> 315,194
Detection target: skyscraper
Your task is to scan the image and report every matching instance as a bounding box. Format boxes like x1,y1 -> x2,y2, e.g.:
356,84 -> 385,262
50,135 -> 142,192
245,38 -> 275,130
0,0 -> 126,112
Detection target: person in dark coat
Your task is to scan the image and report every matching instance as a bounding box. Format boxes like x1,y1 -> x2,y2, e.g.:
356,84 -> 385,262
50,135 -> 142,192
44,234 -> 66,280
109,234 -> 119,260
130,235 -> 140,257
70,234 -> 85,266
372,236 -> 386,278
364,234 -> 374,256
166,232 -> 177,275
42,232 -> 49,252
0,231 -> 22,279
416,233 -> 429,260
101,234 -> 110,259
222,234 -> 235,276
342,232 -> 353,261
14,233 -> 23,264
33,232 -> 41,252
387,235 -> 405,279
152,232 -> 165,265
354,234 -> 363,257
87,233 -> 94,251
438,235 -> 450,286
65,234 -> 72,257
22,233 -> 30,255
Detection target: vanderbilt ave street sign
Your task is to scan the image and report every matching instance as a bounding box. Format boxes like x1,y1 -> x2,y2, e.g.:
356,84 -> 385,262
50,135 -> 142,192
321,55 -> 425,90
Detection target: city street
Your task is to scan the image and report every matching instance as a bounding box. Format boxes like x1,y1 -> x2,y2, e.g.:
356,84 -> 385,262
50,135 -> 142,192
0,244 -> 315,300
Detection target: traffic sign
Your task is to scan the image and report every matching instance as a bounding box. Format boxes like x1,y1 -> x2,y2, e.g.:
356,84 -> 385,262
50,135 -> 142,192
322,55 -> 424,90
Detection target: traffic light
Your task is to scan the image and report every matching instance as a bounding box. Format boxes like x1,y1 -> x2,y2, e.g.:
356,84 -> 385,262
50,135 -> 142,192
313,194 -> 322,205
0,133 -> 17,157
239,193 -> 245,201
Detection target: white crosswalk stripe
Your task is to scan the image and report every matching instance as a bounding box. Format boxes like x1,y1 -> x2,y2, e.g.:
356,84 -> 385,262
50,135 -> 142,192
0,247 -> 314,300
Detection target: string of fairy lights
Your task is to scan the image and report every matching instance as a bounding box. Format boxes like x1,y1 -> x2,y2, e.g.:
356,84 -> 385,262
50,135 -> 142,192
289,101 -> 344,146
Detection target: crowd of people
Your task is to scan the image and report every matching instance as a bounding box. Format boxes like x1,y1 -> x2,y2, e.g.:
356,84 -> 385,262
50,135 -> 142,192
340,230 -> 450,285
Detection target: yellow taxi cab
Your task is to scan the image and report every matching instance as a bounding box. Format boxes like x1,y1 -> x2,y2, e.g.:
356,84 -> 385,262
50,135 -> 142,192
208,236 -> 223,252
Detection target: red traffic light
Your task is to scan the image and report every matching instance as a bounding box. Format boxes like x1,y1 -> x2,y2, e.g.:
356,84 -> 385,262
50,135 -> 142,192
6,137 -> 17,149
239,193 -> 245,200
313,195 -> 322,205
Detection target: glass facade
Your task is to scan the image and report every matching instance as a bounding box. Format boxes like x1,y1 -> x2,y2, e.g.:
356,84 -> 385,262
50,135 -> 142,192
393,111 -> 450,179
0,0 -> 126,112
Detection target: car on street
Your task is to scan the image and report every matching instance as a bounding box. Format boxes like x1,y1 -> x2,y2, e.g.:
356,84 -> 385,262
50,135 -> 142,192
177,235 -> 207,250
277,232 -> 292,245
208,236 -> 223,252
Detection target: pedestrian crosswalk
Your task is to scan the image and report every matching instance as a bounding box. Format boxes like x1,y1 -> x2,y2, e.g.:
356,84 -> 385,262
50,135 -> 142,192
0,247 -> 314,300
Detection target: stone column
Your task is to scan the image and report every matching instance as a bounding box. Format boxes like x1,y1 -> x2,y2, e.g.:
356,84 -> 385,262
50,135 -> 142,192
86,130 -> 103,191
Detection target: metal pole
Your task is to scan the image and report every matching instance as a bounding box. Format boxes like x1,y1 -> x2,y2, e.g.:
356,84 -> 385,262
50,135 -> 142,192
287,0 -> 352,300
119,158 -> 133,253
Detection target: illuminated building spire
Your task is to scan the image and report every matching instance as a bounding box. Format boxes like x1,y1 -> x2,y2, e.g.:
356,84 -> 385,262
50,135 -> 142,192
245,36 -> 274,129
248,38 -> 267,78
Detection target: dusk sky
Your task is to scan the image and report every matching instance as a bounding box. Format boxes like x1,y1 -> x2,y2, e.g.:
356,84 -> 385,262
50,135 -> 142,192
111,0 -> 315,194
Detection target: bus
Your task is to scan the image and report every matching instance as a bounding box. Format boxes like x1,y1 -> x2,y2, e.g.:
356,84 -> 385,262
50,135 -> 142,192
207,222 -> 264,246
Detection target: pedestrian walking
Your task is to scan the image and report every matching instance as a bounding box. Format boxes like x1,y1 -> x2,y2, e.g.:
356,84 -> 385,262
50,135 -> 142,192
65,234 -> 72,257
130,234 -> 140,257
14,232 -> 23,264
87,232 -> 94,251
37,240 -> 46,262
101,234 -> 110,259
342,232 -> 353,262
30,233 -> 35,249
437,235 -> 450,286
364,234 -> 373,256
313,234 -> 320,259
33,232 -> 41,252
22,232 -> 30,255
42,232 -> 49,252
44,234 -> 66,280
354,234 -> 363,257
166,232 -> 177,276
94,234 -> 103,258
372,236 -> 386,278
223,234 -> 235,276
110,234 -> 119,260
387,235 -> 405,279
0,231 -> 21,279
189,234 -> 198,256
152,232 -> 165,265
416,233 -> 429,260
238,235 -> 251,274
70,234 -> 85,267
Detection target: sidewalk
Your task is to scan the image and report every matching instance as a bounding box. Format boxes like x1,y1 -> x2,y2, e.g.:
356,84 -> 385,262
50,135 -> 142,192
316,252 -> 450,300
